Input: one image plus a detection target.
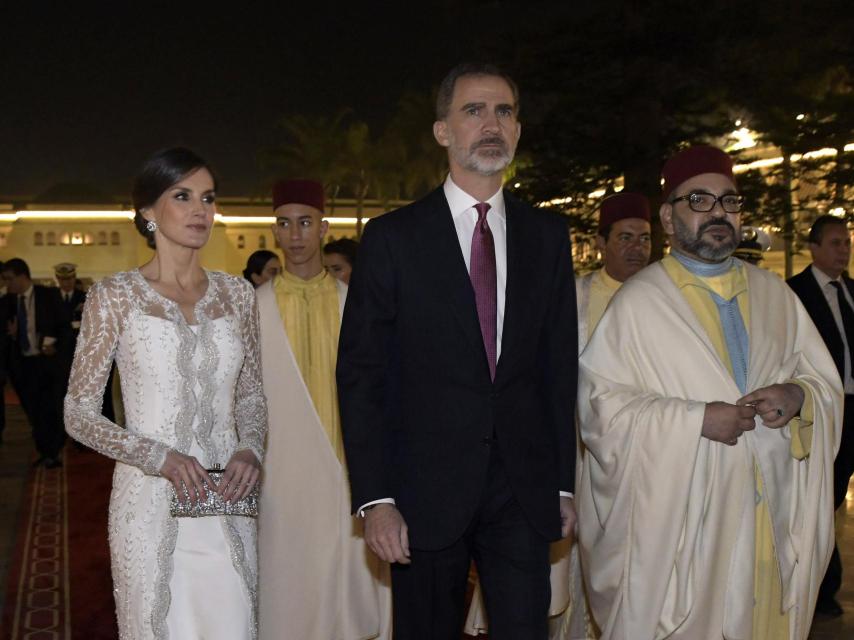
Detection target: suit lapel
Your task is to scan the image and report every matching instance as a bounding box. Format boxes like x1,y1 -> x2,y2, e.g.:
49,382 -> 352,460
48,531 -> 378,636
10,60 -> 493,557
496,194 -> 526,383
802,269 -> 837,332
421,188 -> 488,363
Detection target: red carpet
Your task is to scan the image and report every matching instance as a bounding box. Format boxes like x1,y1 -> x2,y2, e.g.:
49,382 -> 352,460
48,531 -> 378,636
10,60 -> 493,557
1,446 -> 116,640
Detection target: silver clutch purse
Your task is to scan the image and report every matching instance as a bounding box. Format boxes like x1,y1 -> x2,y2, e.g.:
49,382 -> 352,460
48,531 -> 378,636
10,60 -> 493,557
169,465 -> 259,518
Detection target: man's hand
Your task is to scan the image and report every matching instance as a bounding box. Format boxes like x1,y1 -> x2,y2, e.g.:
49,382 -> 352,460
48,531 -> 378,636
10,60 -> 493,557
559,496 -> 577,544
737,383 -> 805,429
364,504 -> 411,564
702,401 -> 757,445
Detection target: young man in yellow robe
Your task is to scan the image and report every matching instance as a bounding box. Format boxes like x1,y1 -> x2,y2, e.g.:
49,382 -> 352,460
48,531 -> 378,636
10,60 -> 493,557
256,179 -> 390,640
577,146 -> 842,640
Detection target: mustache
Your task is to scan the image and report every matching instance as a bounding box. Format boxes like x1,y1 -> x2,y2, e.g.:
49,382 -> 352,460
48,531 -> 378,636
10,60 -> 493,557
471,136 -> 507,151
699,219 -> 737,236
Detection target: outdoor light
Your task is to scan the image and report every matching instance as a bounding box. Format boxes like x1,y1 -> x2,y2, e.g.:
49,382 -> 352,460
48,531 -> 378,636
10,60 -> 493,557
796,113 -> 805,120
830,207 -> 846,217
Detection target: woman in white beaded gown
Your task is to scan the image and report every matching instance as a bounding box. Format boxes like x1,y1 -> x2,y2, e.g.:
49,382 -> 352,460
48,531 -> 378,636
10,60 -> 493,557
64,148 -> 267,640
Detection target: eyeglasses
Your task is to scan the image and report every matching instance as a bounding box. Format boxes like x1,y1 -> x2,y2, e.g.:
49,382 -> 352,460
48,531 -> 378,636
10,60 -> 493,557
670,191 -> 745,214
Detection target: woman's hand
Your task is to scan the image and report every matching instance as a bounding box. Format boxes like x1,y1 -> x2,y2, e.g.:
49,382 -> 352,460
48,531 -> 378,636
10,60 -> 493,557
217,450 -> 261,502
160,450 -> 215,503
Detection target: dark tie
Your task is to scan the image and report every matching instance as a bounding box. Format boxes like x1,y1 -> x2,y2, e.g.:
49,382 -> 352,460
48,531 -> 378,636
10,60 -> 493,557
17,294 -> 30,352
470,202 -> 497,380
830,281 -> 854,375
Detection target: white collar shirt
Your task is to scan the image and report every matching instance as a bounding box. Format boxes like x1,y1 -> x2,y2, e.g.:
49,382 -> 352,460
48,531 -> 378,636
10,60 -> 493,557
19,285 -> 39,356
443,174 -> 507,360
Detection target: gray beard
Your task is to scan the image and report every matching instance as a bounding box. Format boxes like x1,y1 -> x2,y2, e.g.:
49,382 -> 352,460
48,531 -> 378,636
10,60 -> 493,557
672,215 -> 737,262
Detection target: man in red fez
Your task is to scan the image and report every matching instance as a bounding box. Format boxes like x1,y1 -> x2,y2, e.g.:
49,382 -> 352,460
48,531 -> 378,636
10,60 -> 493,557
577,145 -> 841,639
256,178 -> 391,639
576,192 -> 651,348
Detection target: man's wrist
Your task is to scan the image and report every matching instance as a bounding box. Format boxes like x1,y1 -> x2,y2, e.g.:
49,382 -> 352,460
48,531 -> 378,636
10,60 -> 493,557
358,497 -> 395,517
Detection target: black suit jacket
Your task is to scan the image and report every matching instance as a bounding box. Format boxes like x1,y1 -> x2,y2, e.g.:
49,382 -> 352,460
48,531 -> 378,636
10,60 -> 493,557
787,265 -> 854,382
1,285 -> 68,361
337,186 -> 578,549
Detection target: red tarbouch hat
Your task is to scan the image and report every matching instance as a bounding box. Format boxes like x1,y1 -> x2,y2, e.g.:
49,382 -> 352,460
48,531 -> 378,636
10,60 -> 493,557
661,145 -> 735,201
598,192 -> 651,233
272,179 -> 325,212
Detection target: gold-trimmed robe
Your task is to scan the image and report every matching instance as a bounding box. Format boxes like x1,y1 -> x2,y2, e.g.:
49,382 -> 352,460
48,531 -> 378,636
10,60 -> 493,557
257,274 -> 391,640
577,259 -> 841,640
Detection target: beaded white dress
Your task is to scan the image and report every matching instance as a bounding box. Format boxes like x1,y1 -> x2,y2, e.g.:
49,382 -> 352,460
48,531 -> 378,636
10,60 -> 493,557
64,270 -> 268,640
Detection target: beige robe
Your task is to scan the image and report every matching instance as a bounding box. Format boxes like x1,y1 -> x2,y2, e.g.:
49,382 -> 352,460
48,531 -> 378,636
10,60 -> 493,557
577,262 -> 841,640
256,280 -> 391,640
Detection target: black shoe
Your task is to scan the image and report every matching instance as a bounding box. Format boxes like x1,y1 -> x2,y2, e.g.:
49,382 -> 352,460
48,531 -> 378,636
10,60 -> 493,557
44,457 -> 63,469
815,597 -> 844,617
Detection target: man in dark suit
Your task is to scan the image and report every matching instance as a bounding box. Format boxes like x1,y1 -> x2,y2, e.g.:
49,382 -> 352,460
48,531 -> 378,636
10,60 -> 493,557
337,63 -> 578,640
788,214 -> 854,617
1,258 -> 68,468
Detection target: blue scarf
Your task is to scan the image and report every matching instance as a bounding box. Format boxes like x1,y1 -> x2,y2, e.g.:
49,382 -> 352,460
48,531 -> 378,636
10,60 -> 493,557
671,251 -> 749,393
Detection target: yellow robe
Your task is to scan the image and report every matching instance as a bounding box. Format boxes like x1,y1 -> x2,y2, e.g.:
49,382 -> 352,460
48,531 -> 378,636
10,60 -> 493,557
662,256 -> 814,639
273,270 -> 344,462
584,268 -> 623,339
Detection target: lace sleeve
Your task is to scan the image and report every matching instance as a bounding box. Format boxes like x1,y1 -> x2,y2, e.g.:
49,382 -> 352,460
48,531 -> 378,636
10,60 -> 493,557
233,279 -> 268,462
63,279 -> 170,475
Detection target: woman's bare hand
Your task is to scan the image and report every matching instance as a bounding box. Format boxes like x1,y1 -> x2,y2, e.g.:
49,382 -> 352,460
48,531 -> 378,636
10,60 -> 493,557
160,450 -> 215,503
218,450 -> 261,502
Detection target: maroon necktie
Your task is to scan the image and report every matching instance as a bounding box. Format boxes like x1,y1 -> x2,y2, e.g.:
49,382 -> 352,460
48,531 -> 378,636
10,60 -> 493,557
470,202 -> 497,380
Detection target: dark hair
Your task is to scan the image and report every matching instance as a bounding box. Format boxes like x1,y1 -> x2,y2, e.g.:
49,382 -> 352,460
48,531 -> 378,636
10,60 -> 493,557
808,214 -> 847,245
323,238 -> 359,266
243,250 -> 279,284
435,63 -> 520,121
598,224 -> 613,242
1,257 -> 31,278
131,147 -> 217,247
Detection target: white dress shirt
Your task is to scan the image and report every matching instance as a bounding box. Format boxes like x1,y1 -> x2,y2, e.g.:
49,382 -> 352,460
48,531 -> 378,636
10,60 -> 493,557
18,286 -> 40,357
444,175 -> 507,360
812,265 -> 854,393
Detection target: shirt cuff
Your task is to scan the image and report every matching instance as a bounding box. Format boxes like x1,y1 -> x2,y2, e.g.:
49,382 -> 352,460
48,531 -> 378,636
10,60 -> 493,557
786,379 -> 814,460
358,497 -> 395,517
560,491 -> 574,499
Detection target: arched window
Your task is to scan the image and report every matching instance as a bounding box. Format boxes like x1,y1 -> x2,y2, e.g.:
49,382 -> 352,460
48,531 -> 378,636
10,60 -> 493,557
237,235 -> 245,249
97,231 -> 108,246
111,231 -> 120,245
34,231 -> 44,246
46,231 -> 57,246
259,235 -> 267,249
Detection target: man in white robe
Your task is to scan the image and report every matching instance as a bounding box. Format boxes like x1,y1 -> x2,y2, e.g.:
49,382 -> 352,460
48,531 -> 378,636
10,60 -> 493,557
577,145 -> 842,640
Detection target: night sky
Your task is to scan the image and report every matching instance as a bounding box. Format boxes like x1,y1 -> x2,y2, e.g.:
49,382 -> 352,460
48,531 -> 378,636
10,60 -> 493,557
0,3 -> 475,199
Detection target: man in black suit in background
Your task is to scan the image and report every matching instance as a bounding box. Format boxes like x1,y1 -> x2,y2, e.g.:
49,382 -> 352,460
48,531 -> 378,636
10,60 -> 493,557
337,63 -> 578,640
788,214 -> 854,617
1,258 -> 68,468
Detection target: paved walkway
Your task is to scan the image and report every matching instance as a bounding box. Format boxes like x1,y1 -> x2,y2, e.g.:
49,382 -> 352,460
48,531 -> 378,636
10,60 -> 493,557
1,404 -> 853,638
